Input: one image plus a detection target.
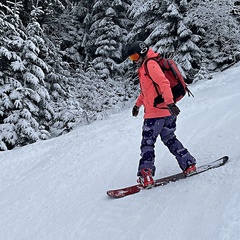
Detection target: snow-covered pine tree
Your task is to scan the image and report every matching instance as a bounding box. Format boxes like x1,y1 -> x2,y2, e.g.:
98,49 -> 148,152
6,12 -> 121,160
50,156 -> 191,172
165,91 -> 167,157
23,14 -> 55,136
49,71 -> 91,134
31,0 -> 66,24
86,0 -> 131,79
147,0 -> 202,82
23,1 -> 110,135
37,0 -> 135,125
175,0 -> 203,81
38,4 -> 92,133
70,0 -> 95,67
189,0 -> 240,71
193,62 -> 212,84
0,4 -> 20,150
39,0 -> 86,70
0,2 -> 52,150
67,0 -> 135,115
127,0 -> 203,82
20,0 -> 33,25
127,0 -> 164,42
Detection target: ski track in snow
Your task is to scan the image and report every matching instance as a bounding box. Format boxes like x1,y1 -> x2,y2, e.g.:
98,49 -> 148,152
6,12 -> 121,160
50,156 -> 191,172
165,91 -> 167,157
0,63 -> 240,240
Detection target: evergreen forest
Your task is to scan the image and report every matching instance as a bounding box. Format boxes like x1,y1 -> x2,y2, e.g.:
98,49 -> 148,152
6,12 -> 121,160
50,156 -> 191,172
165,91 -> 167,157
1,0 -> 240,150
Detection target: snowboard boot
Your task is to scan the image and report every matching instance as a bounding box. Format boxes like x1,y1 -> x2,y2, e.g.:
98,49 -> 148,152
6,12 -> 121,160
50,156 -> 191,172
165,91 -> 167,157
137,168 -> 155,189
183,164 -> 196,176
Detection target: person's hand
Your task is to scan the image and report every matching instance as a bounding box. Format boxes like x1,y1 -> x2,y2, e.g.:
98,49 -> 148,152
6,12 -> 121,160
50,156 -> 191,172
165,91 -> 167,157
132,105 -> 140,117
167,103 -> 180,116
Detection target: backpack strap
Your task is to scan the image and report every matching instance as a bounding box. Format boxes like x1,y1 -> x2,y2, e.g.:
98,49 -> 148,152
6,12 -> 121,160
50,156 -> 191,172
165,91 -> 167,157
186,87 -> 194,97
144,57 -> 165,106
143,57 -> 161,95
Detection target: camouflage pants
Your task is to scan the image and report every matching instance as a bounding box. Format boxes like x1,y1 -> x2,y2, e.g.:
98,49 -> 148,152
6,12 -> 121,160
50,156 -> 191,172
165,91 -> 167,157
138,116 -> 196,176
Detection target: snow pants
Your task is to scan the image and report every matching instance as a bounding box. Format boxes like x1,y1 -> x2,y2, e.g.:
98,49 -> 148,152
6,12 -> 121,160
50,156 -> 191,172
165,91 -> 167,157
137,116 -> 196,176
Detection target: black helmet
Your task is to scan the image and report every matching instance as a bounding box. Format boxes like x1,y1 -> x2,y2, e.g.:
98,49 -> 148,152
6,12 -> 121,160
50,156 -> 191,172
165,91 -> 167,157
127,41 -> 149,57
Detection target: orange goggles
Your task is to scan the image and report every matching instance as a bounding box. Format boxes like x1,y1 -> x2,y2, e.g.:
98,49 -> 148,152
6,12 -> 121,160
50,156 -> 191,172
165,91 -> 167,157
129,53 -> 140,61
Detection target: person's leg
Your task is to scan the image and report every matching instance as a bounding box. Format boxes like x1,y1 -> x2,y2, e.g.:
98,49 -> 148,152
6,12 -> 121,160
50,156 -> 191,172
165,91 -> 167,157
160,116 -> 196,171
137,118 -> 165,176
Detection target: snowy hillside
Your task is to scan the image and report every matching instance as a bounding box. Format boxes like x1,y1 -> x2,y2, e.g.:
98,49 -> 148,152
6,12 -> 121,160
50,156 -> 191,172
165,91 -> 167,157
0,63 -> 240,240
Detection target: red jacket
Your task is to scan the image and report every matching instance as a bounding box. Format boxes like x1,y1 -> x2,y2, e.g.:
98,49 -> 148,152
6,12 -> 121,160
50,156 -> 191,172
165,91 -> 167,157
135,49 -> 174,119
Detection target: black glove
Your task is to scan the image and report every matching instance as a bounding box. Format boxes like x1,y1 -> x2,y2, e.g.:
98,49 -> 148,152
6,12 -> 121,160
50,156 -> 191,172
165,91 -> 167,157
132,105 -> 140,117
167,103 -> 180,116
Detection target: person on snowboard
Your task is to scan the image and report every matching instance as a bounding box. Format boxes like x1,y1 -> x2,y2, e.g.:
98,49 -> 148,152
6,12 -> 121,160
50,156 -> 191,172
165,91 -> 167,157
127,41 -> 196,188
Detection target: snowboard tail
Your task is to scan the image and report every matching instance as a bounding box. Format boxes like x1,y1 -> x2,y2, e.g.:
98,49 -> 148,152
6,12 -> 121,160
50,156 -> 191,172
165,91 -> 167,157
107,156 -> 229,199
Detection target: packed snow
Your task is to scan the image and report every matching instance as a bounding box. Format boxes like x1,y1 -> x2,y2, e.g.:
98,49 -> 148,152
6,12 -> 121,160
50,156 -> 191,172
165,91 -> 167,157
0,63 -> 240,240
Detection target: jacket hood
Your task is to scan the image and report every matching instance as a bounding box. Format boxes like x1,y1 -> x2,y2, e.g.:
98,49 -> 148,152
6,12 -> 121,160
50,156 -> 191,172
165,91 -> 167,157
146,48 -> 159,59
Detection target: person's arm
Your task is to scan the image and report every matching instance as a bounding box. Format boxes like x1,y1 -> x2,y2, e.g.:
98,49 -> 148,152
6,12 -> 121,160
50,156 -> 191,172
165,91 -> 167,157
146,60 -> 174,105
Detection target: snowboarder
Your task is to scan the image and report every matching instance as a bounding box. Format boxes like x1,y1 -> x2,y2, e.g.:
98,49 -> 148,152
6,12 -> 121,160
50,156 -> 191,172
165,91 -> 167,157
127,41 -> 197,188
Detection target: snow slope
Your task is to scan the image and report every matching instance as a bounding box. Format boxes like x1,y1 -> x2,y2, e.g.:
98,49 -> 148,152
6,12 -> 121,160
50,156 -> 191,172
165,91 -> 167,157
0,63 -> 240,240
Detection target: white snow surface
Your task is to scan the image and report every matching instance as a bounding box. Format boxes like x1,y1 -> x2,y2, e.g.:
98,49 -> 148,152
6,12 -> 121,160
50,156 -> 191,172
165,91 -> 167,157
1,64 -> 240,240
